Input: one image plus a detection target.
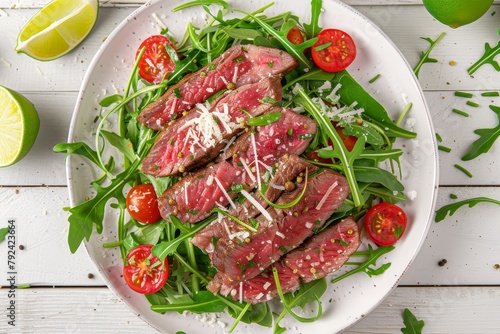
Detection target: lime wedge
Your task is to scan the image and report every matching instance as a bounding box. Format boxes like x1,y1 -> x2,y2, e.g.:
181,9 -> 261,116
15,0 -> 99,61
0,86 -> 40,167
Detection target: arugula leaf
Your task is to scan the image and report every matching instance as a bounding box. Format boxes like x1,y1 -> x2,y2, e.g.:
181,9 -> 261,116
435,197 -> 500,222
247,112 -> 282,126
401,308 -> 425,334
0,227 -> 9,242
331,244 -> 394,283
413,32 -> 445,78
303,0 -> 323,38
462,105 -> 500,161
468,40 -> 500,75
123,222 -> 166,252
53,142 -> 102,168
151,291 -> 228,314
223,27 -> 262,40
100,130 -> 136,163
329,70 -> 416,139
65,161 -> 139,253
299,89 -> 366,207
353,166 -> 405,192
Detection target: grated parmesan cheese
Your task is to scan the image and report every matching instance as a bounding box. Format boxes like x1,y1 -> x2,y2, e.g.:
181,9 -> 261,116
214,176 -> 236,209
316,181 -> 338,210
240,189 -> 272,221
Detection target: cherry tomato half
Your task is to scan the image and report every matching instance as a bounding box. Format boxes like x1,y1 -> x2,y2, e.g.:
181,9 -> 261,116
126,184 -> 162,224
311,29 -> 356,73
287,26 -> 305,45
123,244 -> 169,294
364,203 -> 408,246
136,35 -> 177,84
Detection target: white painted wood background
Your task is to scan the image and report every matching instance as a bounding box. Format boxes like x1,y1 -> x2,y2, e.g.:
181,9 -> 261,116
1,0 -> 500,333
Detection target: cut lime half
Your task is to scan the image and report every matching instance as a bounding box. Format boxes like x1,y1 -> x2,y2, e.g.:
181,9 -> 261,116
0,86 -> 40,167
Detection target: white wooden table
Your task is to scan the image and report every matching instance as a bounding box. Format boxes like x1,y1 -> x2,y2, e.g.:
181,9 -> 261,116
1,0 -> 500,332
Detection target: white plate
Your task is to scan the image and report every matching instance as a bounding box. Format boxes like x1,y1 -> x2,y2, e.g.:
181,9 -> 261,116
67,0 -> 438,333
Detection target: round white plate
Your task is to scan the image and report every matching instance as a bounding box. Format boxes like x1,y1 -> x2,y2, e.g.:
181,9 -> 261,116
67,0 -> 438,333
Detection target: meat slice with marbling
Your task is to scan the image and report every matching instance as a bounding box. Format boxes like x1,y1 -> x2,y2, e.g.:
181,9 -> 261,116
138,45 -> 298,130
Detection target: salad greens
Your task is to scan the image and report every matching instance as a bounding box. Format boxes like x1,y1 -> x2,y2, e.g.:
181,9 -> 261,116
435,197 -> 500,222
55,0 -> 416,331
413,32 -> 445,79
461,105 -> 500,161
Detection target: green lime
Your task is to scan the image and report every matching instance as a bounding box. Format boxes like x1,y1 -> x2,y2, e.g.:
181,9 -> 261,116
15,0 -> 99,61
0,86 -> 40,167
422,0 -> 493,28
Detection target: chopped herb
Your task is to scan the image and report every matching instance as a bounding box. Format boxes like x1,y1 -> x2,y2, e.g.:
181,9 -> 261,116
449,193 -> 458,199
233,55 -> 246,62
228,183 -> 244,193
337,239 -> 351,247
435,133 -> 443,142
247,112 -> 282,126
279,245 -> 287,253
481,91 -> 500,97
394,226 -> 403,239
267,61 -> 274,68
287,127 -> 294,136
207,64 -> 217,71
454,91 -> 473,98
368,74 -> 380,83
313,42 -> 332,52
247,260 -> 257,268
236,161 -> 243,166
249,217 -> 260,230
154,164 -> 159,170
173,88 -> 182,98
189,154 -> 194,161
454,164 -> 473,178
466,101 -> 480,107
452,108 -> 469,117
186,209 -> 199,215
298,133 -> 314,139
438,145 -> 451,153
171,114 -> 178,120
197,174 -> 205,179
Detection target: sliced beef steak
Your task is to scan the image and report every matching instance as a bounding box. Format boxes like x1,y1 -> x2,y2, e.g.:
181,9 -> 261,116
141,77 -> 282,177
138,45 -> 298,130
191,155 -> 317,253
157,161 -> 243,223
217,216 -> 360,303
284,216 -> 360,283
209,168 -> 351,288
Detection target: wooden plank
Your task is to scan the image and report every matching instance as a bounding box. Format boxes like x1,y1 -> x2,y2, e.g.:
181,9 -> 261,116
1,6 -> 500,92
0,286 -> 498,333
1,186 -> 500,286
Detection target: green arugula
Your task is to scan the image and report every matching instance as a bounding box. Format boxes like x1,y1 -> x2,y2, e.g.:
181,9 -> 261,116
331,245 -> 394,283
401,308 -> 425,334
468,38 -> 500,75
435,197 -> 500,222
303,0 -> 323,38
462,105 -> 500,161
247,112 -> 283,126
413,32 -> 445,78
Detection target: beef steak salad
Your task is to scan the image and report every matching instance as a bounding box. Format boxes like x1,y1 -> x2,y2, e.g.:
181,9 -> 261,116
56,0 -> 417,332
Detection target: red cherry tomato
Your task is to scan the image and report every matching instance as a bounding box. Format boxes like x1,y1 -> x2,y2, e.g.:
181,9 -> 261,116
136,35 -> 177,84
364,203 -> 408,246
123,244 -> 169,294
287,26 -> 305,45
126,184 -> 162,224
311,29 -> 356,72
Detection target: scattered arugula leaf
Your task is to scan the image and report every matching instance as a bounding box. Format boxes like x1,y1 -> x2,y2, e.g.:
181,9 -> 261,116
413,32 -> 445,78
303,0 -> 323,38
401,308 -> 425,334
435,197 -> 500,222
462,105 -> 500,161
0,227 -> 9,242
468,39 -> 500,75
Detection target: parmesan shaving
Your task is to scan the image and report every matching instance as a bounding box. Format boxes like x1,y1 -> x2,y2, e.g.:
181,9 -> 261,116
184,181 -> 190,206
214,176 -> 236,209
276,231 -> 285,239
240,189 -> 272,221
152,12 -> 167,30
315,181 -> 338,210
239,159 -> 256,183
239,282 -> 243,303
250,132 -> 261,190
232,65 -> 239,83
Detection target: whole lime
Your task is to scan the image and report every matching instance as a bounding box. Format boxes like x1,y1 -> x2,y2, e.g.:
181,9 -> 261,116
422,0 -> 494,28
